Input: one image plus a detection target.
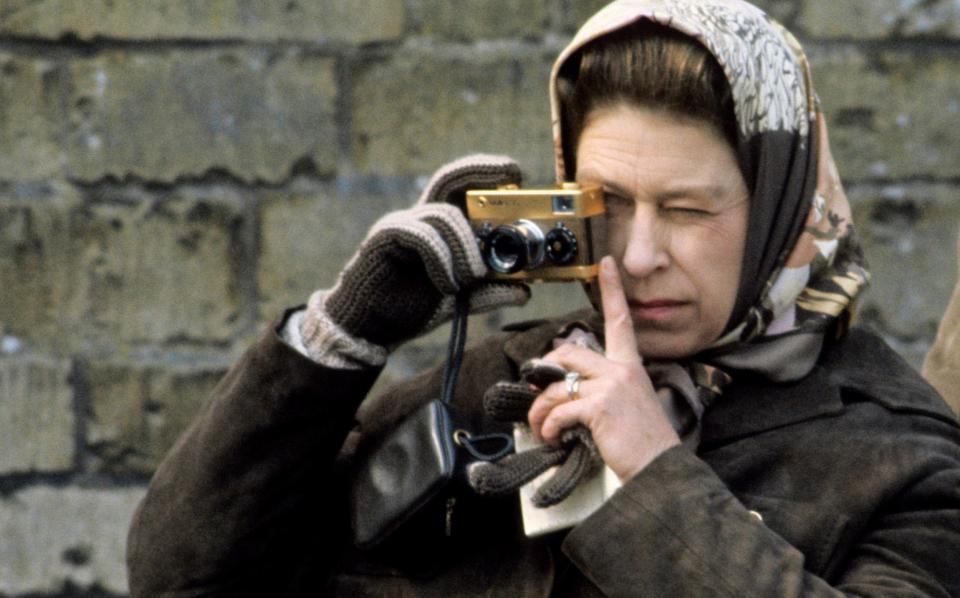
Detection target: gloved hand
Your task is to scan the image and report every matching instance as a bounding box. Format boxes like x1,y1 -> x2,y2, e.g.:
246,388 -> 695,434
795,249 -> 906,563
302,155 -> 531,357
468,358 -> 603,507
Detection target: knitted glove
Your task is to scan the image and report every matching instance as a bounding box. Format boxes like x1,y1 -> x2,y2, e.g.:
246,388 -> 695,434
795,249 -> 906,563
301,155 -> 531,360
468,358 -> 603,507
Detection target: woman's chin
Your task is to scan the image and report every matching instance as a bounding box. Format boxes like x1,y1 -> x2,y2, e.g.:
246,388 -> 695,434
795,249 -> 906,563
633,329 -> 714,360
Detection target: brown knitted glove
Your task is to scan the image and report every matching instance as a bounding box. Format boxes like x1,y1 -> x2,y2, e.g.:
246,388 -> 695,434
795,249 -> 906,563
303,155 -> 531,353
468,358 -> 603,507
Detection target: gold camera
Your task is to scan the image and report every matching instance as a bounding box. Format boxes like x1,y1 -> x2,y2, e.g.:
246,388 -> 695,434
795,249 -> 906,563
465,183 -> 606,282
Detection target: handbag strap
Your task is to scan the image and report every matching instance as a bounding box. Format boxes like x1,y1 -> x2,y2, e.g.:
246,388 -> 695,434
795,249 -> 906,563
441,291 -> 514,462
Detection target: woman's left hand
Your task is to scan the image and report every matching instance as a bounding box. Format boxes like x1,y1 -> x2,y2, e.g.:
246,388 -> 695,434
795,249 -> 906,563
527,256 -> 681,483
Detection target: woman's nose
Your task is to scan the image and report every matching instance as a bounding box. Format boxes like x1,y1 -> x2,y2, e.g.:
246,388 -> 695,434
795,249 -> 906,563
620,210 -> 669,278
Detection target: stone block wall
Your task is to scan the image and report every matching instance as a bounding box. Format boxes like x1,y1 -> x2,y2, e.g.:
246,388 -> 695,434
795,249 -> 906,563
1,1 -> 958,595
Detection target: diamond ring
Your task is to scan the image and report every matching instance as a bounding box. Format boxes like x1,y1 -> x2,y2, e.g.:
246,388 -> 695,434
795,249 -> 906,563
565,370 -> 582,400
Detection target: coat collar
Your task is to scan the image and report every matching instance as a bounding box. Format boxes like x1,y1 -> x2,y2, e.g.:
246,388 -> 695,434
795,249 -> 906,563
704,328 -> 958,443
699,364 -> 845,445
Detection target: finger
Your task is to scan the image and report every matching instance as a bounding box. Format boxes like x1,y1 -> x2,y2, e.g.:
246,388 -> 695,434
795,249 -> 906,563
532,438 -> 600,508
540,343 -> 616,380
598,256 -> 640,363
467,445 -> 565,496
527,378 -> 586,444
467,282 -> 530,313
416,203 -> 486,280
539,398 -> 592,448
483,381 -> 538,421
416,154 -> 522,206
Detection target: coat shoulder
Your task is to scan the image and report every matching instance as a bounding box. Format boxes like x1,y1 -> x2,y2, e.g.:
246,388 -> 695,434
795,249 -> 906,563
825,327 -> 958,426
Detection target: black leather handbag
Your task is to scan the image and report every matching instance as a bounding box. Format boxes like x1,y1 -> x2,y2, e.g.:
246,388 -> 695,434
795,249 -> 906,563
351,398 -> 458,549
350,295 -> 511,549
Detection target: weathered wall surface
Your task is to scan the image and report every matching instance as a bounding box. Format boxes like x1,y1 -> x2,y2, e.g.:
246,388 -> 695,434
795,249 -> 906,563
1,1 -> 958,595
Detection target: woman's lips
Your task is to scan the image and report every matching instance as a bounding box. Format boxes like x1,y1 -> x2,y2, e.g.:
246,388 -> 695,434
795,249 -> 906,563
628,299 -> 689,322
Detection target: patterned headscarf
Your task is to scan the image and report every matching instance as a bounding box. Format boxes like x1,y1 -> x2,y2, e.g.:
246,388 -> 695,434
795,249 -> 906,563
551,0 -> 870,386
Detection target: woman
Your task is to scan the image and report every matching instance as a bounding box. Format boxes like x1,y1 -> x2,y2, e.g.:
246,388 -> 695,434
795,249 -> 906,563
127,1 -> 960,596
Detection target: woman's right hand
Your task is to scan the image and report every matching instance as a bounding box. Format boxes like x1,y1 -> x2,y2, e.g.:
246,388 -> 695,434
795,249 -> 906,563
320,155 -> 531,349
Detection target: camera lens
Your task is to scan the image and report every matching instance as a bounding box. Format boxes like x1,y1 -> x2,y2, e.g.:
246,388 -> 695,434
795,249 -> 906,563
485,219 -> 545,274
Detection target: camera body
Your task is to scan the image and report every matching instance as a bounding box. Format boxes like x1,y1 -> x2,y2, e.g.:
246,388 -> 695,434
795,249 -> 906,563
465,183 -> 606,282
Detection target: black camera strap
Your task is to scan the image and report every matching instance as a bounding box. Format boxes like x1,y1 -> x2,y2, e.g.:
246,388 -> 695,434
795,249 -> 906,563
443,291 -> 513,462
440,292 -> 470,405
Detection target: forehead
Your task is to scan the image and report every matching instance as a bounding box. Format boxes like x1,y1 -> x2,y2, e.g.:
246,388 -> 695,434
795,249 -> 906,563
579,103 -> 731,150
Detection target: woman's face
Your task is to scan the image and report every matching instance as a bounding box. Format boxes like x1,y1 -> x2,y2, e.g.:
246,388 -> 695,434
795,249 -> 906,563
576,103 -> 749,359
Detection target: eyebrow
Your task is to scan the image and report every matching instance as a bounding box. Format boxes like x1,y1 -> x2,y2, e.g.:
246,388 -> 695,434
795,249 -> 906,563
580,175 -> 732,204
655,186 -> 730,202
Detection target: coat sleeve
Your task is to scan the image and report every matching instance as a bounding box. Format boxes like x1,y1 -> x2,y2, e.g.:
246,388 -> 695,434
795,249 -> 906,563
125,320 -> 382,597
562,445 -> 960,598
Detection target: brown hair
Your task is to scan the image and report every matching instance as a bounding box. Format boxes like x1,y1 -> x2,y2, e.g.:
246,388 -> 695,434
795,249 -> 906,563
557,20 -> 737,175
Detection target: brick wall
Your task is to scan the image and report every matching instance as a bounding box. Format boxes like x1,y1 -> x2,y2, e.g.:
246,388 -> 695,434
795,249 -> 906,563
1,1 -> 958,595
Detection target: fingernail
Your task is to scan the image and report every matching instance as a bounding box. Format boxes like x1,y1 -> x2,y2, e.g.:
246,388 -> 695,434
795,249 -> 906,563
601,256 -> 615,272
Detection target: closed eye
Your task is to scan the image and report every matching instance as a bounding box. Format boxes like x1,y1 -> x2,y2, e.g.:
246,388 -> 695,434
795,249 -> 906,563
659,199 -> 716,217
664,206 -> 712,216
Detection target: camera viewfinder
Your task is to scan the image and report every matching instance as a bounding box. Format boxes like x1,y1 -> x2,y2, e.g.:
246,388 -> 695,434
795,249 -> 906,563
552,195 -> 575,214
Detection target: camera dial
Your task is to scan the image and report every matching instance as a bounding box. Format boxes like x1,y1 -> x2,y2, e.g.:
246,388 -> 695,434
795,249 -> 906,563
483,219 -> 546,274
545,223 -> 578,265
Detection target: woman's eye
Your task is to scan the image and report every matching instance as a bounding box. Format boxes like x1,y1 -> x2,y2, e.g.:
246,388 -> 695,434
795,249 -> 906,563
663,204 -> 711,217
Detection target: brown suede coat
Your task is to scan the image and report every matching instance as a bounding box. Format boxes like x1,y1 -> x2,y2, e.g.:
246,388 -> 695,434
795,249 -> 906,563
127,312 -> 960,597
